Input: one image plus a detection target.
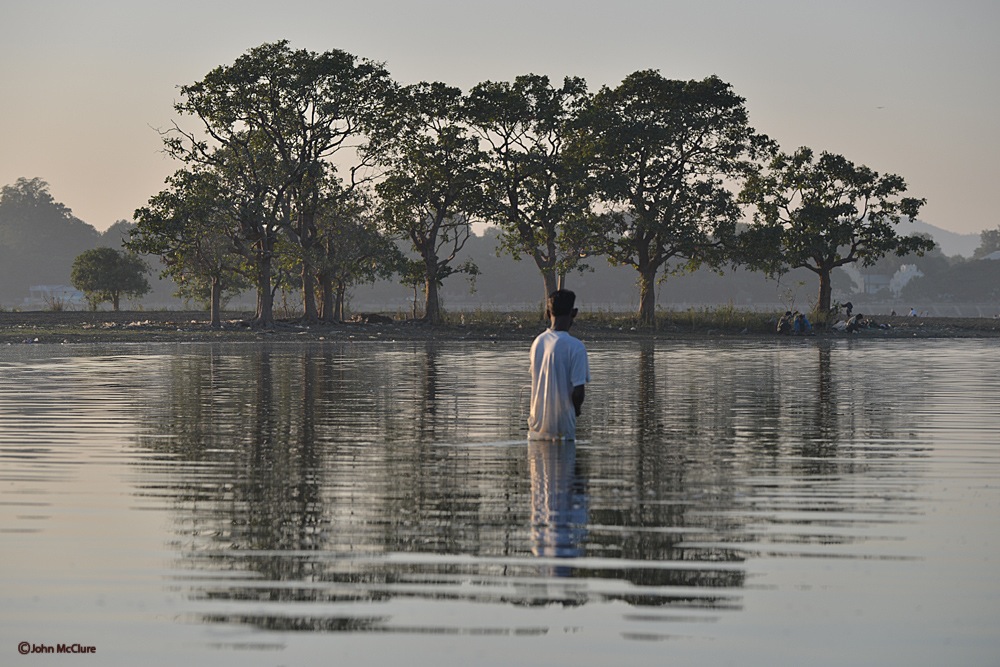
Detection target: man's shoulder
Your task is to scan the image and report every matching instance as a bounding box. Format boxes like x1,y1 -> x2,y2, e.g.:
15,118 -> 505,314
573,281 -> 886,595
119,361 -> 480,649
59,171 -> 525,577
531,329 -> 554,345
555,331 -> 587,353
533,329 -> 587,350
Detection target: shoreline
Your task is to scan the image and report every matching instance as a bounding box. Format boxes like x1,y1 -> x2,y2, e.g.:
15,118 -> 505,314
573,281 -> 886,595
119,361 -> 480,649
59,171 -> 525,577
1,310 -> 999,345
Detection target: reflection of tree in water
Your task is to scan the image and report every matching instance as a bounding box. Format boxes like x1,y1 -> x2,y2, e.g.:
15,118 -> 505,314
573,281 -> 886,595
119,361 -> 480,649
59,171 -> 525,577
131,340 -> 932,633
585,342 -> 748,603
138,347 -> 334,585
755,341 -> 929,476
586,339 -> 931,578
134,344 -> 540,632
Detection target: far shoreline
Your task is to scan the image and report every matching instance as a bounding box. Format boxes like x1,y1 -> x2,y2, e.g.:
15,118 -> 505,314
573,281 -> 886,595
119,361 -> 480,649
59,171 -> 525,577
1,309 -> 999,345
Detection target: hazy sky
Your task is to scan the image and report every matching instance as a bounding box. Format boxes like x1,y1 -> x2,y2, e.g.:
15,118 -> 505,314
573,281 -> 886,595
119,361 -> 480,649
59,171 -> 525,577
1,0 -> 997,235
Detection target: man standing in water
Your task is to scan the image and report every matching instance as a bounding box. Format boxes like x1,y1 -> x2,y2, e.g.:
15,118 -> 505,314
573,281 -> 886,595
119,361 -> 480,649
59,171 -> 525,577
528,290 -> 591,440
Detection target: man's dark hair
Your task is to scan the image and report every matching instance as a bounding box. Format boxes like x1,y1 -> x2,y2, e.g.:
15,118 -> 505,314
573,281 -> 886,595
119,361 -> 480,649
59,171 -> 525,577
547,289 -> 577,317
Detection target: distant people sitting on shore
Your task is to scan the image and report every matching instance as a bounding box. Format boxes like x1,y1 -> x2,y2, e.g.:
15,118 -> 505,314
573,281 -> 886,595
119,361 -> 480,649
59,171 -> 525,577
832,314 -> 862,333
909,308 -> 918,317
830,301 -> 853,319
793,311 -> 813,335
776,311 -> 793,335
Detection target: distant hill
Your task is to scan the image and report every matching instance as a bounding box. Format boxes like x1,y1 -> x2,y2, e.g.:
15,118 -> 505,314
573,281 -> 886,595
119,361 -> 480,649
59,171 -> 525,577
0,179 -> 100,307
908,219 -> 980,257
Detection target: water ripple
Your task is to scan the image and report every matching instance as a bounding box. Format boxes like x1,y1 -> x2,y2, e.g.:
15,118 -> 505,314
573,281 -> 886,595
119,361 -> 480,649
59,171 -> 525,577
2,340 -> 999,665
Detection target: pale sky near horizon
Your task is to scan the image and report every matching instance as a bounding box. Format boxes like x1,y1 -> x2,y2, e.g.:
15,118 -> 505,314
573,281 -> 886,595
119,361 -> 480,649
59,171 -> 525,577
1,0 -> 997,236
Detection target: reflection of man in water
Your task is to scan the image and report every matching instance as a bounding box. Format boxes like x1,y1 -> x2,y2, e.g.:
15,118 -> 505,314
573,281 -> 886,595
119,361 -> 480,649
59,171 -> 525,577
528,290 -> 591,440
529,440 -> 588,564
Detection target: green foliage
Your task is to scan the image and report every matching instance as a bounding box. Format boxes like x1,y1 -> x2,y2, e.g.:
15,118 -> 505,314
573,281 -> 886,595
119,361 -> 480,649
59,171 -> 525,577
131,168 -> 249,325
665,304 -> 776,333
71,247 -> 150,311
312,183 -> 402,321
106,43 -> 954,322
903,256 -> 1000,302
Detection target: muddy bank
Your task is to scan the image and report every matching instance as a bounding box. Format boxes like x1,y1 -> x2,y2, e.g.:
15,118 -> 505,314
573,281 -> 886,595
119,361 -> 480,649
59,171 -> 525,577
1,309 -> 999,345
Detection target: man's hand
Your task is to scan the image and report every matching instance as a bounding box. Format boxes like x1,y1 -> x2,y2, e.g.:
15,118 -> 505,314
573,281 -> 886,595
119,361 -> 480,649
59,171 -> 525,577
572,384 -> 586,417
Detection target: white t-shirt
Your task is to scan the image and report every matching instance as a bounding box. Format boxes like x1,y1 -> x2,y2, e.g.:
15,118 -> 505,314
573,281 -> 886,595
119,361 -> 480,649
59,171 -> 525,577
528,329 -> 590,440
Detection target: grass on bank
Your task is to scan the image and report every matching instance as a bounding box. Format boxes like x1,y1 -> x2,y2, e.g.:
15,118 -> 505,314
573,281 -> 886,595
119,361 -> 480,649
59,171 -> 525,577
441,304 -> 780,333
0,304 -> 788,341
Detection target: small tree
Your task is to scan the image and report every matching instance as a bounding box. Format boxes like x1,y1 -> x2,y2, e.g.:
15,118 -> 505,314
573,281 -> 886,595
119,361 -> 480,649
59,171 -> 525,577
315,189 -> 403,321
71,247 -> 150,311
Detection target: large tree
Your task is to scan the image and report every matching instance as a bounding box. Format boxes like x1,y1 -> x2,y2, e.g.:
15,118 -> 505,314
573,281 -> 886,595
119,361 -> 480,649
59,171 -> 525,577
164,40 -> 392,325
739,147 -> 931,316
466,74 -> 596,300
71,247 -> 150,311
374,82 -> 484,324
578,71 -> 773,324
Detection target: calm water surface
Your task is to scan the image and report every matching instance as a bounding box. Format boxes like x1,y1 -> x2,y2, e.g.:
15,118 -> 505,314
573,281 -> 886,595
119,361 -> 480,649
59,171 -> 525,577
1,339 -> 998,666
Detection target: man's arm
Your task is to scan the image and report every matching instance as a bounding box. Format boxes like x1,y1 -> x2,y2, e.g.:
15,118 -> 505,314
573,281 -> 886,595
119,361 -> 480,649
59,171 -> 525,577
572,384 -> 585,417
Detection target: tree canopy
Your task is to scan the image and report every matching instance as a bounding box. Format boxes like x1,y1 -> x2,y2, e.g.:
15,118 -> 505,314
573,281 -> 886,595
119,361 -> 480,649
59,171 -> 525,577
974,225 -> 1000,259
164,40 -> 393,325
576,71 -> 774,324
466,74 -> 595,299
130,169 -> 248,326
374,82 -> 485,323
739,147 -> 932,315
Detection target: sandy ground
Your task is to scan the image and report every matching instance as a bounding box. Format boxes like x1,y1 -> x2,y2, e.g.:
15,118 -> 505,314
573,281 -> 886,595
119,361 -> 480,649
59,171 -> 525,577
1,309 -> 999,345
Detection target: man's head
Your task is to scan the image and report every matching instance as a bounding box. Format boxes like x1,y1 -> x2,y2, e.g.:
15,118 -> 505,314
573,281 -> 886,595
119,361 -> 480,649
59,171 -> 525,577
547,289 -> 578,329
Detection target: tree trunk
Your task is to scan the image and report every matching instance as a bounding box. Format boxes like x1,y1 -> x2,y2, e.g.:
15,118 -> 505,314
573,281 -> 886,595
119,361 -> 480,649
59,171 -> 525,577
254,255 -> 274,326
637,266 -> 658,326
424,275 -> 441,324
112,293 -> 120,312
540,267 -> 558,300
817,268 -> 833,321
295,201 -> 320,322
334,283 -> 347,322
210,276 -> 222,328
318,273 -> 335,322
301,265 -> 318,322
